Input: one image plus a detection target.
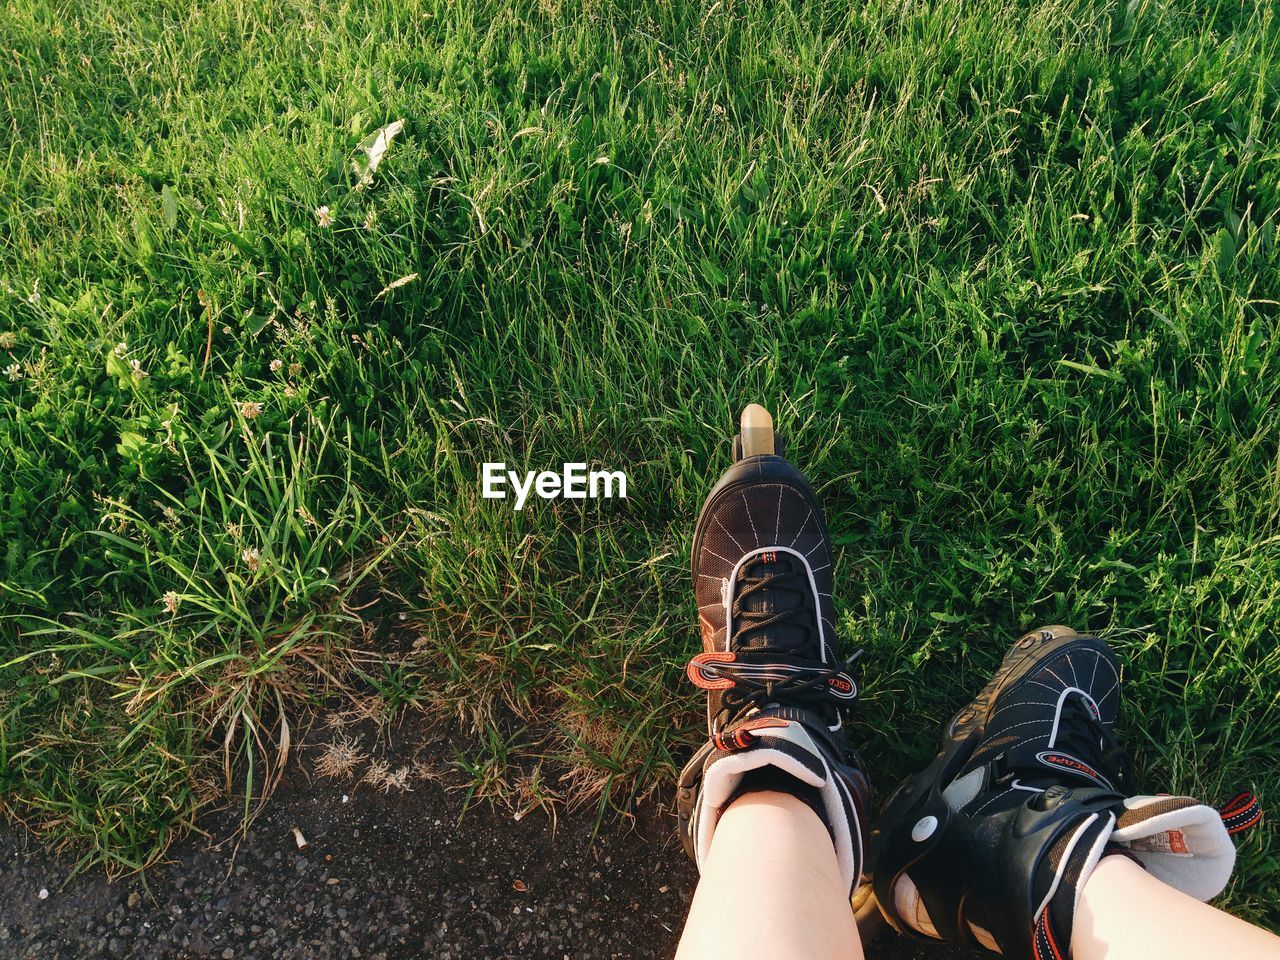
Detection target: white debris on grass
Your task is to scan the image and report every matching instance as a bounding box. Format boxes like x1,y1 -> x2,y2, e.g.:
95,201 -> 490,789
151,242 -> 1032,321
353,119 -> 405,187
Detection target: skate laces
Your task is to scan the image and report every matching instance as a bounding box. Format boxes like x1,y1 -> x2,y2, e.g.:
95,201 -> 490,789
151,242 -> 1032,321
689,554 -> 857,730
730,564 -> 816,655
1003,694 -> 1134,791
687,649 -> 860,732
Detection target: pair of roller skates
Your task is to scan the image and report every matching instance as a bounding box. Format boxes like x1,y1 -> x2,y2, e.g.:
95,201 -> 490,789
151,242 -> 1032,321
677,405 -> 1258,960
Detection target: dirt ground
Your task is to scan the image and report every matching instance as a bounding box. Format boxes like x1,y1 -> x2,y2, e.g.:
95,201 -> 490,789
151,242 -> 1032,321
0,718 -> 978,959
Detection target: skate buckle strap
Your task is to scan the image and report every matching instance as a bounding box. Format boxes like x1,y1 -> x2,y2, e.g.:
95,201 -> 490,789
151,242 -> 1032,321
686,651 -> 859,703
1218,791 -> 1262,835
710,716 -> 791,752
1032,912 -> 1066,960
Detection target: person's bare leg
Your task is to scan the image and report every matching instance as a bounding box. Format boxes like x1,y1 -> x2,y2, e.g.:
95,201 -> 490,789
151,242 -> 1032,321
676,791 -> 863,960
1073,855 -> 1280,959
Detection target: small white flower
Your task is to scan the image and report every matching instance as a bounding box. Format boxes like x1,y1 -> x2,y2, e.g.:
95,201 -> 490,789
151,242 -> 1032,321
314,205 -> 333,227
594,156 -> 610,165
363,208 -> 377,231
239,401 -> 263,419
4,363 -> 21,382
162,591 -> 180,614
242,547 -> 260,572
114,341 -> 128,357
269,358 -> 283,373
0,331 -> 15,349
289,362 -> 302,378
129,358 -> 147,380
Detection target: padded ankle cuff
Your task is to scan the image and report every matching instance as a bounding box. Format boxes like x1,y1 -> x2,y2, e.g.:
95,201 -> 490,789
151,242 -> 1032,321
677,713 -> 867,896
1110,796 -> 1236,901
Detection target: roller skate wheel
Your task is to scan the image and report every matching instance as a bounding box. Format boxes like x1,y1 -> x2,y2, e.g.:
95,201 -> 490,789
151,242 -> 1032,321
851,881 -> 886,943
739,404 -> 776,457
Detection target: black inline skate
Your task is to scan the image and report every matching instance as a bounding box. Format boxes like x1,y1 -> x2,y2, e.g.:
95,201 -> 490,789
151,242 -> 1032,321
868,625 -> 1256,960
676,404 -> 875,929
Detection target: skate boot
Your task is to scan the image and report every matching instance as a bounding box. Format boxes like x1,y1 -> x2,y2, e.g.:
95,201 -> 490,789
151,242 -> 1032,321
676,405 -> 872,909
868,625 -> 1259,960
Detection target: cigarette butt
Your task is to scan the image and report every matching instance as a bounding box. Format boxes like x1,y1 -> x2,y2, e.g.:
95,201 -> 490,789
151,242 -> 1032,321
291,826 -> 309,850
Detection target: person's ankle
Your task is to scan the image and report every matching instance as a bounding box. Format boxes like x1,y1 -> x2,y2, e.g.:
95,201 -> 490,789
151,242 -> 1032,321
728,767 -> 833,841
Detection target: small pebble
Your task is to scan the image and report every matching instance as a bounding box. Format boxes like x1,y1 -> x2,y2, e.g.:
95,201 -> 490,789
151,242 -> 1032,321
38,888 -> 49,900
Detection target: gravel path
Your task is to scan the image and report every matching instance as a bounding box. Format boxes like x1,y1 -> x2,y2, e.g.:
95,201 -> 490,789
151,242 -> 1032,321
1,726 -> 978,959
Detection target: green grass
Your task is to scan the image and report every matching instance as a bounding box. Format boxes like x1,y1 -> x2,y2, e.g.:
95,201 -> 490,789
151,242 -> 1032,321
1,0 -> 1278,921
